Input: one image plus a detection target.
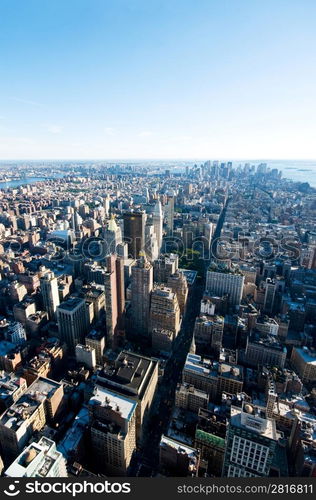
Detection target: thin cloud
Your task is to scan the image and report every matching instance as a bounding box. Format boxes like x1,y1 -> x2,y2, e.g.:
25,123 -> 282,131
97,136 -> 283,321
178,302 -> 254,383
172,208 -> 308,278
138,130 -> 153,137
44,124 -> 63,134
11,97 -> 43,108
104,127 -> 116,136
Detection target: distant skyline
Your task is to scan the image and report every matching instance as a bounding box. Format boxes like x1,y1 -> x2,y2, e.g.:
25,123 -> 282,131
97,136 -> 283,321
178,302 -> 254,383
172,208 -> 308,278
1,0 -> 316,160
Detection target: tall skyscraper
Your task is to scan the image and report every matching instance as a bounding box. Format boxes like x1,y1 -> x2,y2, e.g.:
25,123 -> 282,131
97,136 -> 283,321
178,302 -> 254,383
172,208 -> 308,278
145,221 -> 159,261
105,254 -> 118,345
104,254 -> 125,347
131,255 -> 153,339
123,211 -> 146,259
57,297 -> 87,353
40,271 -> 60,320
152,199 -> 163,253
104,215 -> 122,255
165,194 -> 175,236
153,253 -> 179,282
150,286 -> 181,336
167,270 -> 188,316
223,401 -> 281,477
104,194 -> 110,218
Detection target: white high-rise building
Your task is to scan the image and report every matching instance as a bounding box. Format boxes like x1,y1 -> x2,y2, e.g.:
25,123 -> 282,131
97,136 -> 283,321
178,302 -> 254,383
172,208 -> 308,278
152,200 -> 163,253
223,402 -> 282,477
145,222 -> 159,261
5,436 -> 67,477
104,194 -> 110,217
104,216 -> 122,255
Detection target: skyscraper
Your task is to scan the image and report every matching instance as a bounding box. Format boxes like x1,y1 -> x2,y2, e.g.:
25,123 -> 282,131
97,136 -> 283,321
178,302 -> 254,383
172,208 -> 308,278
105,254 -> 118,345
104,254 -> 125,347
123,211 -> 146,259
165,194 -> 175,236
145,221 -> 159,261
40,271 -> 60,320
89,386 -> 137,476
130,255 -> 153,339
57,297 -> 87,353
222,401 -> 281,477
150,285 -> 181,337
104,194 -> 110,218
103,215 -> 122,255
167,270 -> 188,316
152,199 -> 163,253
97,350 -> 158,442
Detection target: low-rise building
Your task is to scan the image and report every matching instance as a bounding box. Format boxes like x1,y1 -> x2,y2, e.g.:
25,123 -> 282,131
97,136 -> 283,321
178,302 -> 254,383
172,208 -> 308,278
291,347 -> 316,383
5,436 -> 67,477
159,435 -> 200,476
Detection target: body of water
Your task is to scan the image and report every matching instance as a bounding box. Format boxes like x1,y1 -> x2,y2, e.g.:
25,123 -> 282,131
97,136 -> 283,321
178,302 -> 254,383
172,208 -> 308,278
0,176 -> 56,189
240,159 -> 316,187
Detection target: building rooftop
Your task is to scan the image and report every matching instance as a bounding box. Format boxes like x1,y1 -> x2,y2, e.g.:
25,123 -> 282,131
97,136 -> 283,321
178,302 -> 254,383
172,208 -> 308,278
160,434 -> 199,458
89,385 -> 136,422
184,353 -> 243,381
86,330 -> 104,341
58,406 -> 89,460
57,297 -> 84,312
249,331 -> 287,352
0,372 -> 26,401
231,402 -> 280,441
5,436 -> 64,477
97,351 -> 156,398
179,269 -> 197,285
0,377 -> 62,430
295,347 -> 316,365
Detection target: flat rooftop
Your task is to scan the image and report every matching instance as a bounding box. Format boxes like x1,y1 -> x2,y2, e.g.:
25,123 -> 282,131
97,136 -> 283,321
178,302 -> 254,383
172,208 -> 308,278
295,347 -> 316,365
0,377 -> 62,430
97,351 -> 156,397
57,297 -> 84,312
0,373 -> 25,400
5,437 -> 63,477
184,353 -> 243,381
160,434 -> 198,458
89,385 -> 136,422
230,404 -> 279,441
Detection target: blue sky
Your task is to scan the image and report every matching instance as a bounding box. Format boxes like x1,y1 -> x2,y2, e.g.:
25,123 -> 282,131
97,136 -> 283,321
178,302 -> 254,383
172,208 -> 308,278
0,0 -> 315,160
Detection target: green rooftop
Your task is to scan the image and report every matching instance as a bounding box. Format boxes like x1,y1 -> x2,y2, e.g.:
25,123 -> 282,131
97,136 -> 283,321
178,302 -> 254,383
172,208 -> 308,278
195,429 -> 225,449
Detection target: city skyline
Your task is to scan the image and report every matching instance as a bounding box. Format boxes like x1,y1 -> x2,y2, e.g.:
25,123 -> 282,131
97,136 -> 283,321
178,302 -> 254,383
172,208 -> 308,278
1,0 -> 316,160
